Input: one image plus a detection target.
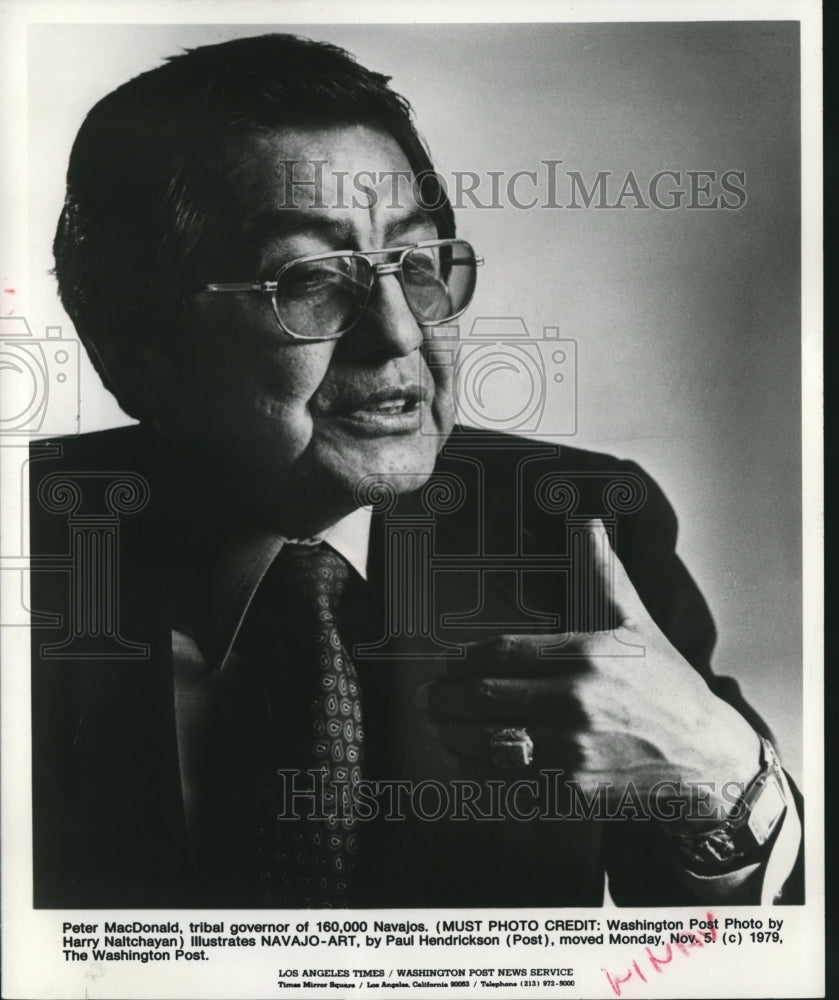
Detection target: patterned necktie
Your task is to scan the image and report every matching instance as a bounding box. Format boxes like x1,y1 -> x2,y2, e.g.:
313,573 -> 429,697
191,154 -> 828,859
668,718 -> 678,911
251,542 -> 364,907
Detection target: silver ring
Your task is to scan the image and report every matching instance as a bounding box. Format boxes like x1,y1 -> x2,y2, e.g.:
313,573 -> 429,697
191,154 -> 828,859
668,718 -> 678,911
489,727 -> 534,769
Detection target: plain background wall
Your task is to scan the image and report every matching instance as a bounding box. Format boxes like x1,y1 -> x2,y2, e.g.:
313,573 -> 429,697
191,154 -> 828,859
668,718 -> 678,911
25,21 -> 802,782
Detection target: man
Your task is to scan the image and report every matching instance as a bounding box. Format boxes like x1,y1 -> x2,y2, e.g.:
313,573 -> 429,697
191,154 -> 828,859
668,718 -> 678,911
30,33 -> 802,908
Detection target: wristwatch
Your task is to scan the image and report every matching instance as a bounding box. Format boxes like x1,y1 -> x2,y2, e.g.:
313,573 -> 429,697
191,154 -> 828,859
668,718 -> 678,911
667,737 -> 788,870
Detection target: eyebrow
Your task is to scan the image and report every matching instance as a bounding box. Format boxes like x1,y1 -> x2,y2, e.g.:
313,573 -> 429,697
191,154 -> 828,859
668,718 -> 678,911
243,210 -> 354,246
243,206 -> 437,249
383,208 -> 438,242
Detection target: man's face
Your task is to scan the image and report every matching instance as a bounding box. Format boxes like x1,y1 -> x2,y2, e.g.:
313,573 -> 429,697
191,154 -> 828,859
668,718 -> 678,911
162,125 -> 456,532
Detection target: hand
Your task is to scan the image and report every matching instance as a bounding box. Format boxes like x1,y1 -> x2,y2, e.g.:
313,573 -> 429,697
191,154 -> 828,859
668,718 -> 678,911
429,519 -> 762,814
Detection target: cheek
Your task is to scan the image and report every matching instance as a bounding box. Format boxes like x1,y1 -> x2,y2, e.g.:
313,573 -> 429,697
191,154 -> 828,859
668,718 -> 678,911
197,353 -> 318,430
429,352 -> 456,433
169,306 -> 336,438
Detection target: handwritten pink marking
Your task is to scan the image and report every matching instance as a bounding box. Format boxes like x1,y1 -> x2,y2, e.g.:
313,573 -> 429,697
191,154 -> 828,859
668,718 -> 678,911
602,911 -> 716,996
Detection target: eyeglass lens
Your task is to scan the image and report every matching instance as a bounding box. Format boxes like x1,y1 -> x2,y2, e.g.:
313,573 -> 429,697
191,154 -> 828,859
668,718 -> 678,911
271,241 -> 477,339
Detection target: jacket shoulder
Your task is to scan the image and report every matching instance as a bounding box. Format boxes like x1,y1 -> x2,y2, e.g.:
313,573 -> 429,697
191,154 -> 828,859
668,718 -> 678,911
439,427 -> 674,523
441,426 -> 649,472
30,423 -> 151,471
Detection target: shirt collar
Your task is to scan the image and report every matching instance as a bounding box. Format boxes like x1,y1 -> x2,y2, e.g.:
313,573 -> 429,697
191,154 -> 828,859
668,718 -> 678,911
320,506 -> 371,581
171,505 -> 372,673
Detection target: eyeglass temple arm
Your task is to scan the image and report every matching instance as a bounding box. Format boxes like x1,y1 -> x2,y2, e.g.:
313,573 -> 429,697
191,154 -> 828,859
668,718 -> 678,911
201,255 -> 483,293
202,282 -> 273,292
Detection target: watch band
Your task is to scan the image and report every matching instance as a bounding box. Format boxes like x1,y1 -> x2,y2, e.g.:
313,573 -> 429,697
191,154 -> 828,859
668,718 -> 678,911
667,737 -> 788,870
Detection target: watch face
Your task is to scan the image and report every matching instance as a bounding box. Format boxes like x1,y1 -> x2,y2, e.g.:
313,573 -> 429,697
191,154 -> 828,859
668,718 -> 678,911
747,774 -> 788,845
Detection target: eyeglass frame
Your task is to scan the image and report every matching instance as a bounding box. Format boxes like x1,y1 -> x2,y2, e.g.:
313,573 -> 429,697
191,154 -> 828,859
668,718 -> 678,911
199,238 -> 483,341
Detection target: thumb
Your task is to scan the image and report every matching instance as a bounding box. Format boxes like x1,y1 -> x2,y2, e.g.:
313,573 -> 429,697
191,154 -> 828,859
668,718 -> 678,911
574,518 -> 648,630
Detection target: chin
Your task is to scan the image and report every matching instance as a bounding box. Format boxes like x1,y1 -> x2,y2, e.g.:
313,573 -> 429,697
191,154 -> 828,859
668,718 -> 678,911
325,431 -> 444,504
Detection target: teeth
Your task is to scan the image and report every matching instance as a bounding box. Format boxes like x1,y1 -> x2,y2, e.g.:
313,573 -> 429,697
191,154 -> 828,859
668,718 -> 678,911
371,400 -> 406,413
346,394 -> 422,416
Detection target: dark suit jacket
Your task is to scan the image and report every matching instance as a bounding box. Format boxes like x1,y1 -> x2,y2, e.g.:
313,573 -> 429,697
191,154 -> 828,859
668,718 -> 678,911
29,424 -> 801,907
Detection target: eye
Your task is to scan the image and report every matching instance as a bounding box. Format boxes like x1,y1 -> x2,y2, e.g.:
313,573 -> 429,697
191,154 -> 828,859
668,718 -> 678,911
402,251 -> 442,286
279,260 -> 351,298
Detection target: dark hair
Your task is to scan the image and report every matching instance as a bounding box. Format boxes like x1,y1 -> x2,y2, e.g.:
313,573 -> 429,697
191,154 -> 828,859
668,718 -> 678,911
53,33 -> 455,419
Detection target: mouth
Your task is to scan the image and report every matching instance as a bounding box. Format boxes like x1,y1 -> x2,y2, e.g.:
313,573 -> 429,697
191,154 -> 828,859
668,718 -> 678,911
332,385 -> 429,433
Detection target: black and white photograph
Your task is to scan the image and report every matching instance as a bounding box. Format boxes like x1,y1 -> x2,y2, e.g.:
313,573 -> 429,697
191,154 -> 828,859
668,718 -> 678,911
0,3 -> 823,998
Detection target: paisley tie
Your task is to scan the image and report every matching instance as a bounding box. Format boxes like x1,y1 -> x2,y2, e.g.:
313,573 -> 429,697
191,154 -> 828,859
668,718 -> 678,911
252,542 -> 364,906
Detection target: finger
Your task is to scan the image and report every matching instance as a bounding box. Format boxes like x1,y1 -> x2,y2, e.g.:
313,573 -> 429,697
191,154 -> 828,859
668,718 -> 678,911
441,722 -> 579,770
446,633 -> 591,680
576,518 -> 649,629
429,676 -> 585,722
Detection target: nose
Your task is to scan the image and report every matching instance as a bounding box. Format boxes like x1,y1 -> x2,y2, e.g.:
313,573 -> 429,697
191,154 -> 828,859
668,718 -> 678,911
343,271 -> 425,360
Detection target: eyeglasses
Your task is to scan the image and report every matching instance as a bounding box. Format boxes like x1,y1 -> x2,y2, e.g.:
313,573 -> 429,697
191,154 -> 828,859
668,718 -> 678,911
199,238 -> 483,341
